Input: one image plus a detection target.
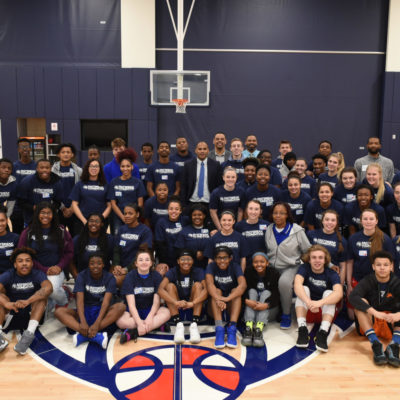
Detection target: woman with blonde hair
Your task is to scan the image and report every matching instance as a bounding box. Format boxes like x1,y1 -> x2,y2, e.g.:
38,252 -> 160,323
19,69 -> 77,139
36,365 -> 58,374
365,163 -> 394,207
317,152 -> 345,190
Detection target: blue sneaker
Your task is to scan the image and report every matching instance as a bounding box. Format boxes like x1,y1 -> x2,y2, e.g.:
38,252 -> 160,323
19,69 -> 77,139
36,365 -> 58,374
73,333 -> 89,347
280,314 -> 291,330
226,325 -> 237,348
89,332 -> 108,350
215,326 -> 225,349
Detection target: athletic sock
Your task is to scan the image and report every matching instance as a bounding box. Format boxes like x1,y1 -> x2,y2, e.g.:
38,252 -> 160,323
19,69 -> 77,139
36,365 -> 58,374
391,331 -> 400,345
192,315 -> 200,324
297,317 -> 306,327
365,328 -> 379,344
256,321 -> 264,331
215,320 -> 224,327
27,320 -> 39,334
246,321 -> 253,330
171,314 -> 180,324
320,320 -> 331,332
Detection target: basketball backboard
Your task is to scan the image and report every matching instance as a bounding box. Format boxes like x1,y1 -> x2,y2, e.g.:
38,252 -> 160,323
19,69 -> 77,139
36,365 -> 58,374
150,70 -> 210,106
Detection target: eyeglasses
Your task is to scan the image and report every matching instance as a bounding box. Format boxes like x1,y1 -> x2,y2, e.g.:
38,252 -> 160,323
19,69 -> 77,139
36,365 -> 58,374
179,257 -> 193,262
216,256 -> 229,261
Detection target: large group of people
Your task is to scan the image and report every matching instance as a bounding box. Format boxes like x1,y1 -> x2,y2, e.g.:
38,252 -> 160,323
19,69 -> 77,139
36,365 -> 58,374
1,133 -> 400,367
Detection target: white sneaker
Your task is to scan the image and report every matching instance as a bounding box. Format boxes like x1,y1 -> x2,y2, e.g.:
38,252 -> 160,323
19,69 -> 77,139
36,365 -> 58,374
174,322 -> 185,344
189,322 -> 201,344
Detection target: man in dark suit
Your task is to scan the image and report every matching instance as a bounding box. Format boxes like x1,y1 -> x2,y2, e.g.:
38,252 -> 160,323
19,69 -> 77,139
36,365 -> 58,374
180,141 -> 223,209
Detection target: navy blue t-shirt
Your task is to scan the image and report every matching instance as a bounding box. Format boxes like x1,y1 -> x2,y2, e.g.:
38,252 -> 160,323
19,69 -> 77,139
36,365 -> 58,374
107,176 -> 146,211
307,229 -> 348,266
170,152 -> 194,168
206,261 -> 244,295
279,190 -> 311,225
13,160 -> 37,184
57,165 -> 77,207
297,263 -> 340,300
386,203 -> 400,236
144,196 -> 169,228
28,228 -> 61,268
0,179 -> 17,205
116,224 -> 153,268
221,159 -> 245,181
204,230 -> 248,263
317,173 -> 339,189
74,269 -> 116,306
0,232 -> 19,274
121,269 -> 162,309
165,266 -> 205,299
73,234 -> 114,272
69,181 -> 109,218
0,268 -> 47,301
145,161 -> 181,194
343,201 -> 387,231
333,184 -> 358,205
392,236 -> 400,277
283,175 -> 316,198
235,219 -> 269,257
175,225 -> 210,269
209,186 -> 246,217
245,184 -> 281,220
137,161 -> 152,182
304,199 -> 343,229
347,231 -> 395,282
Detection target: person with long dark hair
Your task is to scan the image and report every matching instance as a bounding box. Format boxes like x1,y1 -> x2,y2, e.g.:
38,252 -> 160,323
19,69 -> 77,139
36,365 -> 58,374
70,159 -> 111,233
70,213 -> 113,278
18,201 -> 73,308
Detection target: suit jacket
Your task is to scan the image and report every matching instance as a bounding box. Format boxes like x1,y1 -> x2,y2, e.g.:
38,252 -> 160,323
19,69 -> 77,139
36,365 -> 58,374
180,157 -> 223,204
208,149 -> 232,163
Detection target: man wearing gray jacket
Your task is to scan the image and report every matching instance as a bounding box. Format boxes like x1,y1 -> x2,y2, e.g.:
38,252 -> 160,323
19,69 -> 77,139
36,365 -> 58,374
208,132 -> 232,164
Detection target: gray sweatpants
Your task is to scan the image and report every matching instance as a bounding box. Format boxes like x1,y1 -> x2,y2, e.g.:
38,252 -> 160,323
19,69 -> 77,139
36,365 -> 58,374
277,265 -> 300,315
244,288 -> 279,325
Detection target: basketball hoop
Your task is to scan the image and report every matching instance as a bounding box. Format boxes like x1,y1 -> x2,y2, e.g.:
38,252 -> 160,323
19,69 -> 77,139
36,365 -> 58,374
172,99 -> 188,113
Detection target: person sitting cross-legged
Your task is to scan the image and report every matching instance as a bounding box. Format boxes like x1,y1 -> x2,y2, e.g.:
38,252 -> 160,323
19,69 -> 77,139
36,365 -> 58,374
0,247 -> 52,355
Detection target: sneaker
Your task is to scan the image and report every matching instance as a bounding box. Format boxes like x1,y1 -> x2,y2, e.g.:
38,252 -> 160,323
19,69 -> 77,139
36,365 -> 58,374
14,330 -> 35,355
280,314 -> 291,330
315,330 -> 329,352
385,343 -> 400,368
73,333 -> 89,347
90,332 -> 108,350
226,325 -> 237,348
189,322 -> 201,344
296,326 -> 309,348
174,322 -> 185,344
120,328 -> 138,344
0,332 -> 9,352
241,326 -> 253,347
215,326 -> 225,349
372,341 -> 387,365
252,327 -> 265,348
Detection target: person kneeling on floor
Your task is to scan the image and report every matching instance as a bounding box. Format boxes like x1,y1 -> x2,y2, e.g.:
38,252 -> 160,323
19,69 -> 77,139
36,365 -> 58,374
0,247 -> 52,355
55,252 -> 125,349
349,250 -> 400,367
158,249 -> 208,344
206,246 -> 247,349
294,244 -> 343,352
242,252 -> 280,348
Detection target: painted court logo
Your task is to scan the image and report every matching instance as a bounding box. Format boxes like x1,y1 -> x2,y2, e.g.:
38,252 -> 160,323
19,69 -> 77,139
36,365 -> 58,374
29,316 -> 352,400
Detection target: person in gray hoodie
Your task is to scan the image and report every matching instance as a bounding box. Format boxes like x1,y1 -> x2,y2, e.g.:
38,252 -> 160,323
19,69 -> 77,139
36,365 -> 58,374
265,201 -> 311,329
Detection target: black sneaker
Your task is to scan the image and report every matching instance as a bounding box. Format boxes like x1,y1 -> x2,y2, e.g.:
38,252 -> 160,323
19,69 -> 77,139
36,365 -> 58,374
385,343 -> 400,367
315,330 -> 329,352
241,326 -> 253,347
296,326 -> 309,348
120,328 -> 138,344
252,327 -> 265,348
372,341 -> 387,365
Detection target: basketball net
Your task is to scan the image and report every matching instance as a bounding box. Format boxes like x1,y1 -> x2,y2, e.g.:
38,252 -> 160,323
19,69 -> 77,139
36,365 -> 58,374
172,99 -> 188,114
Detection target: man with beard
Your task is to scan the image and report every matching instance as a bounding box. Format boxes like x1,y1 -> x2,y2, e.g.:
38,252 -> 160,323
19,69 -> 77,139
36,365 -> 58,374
242,134 -> 260,158
354,137 -> 394,182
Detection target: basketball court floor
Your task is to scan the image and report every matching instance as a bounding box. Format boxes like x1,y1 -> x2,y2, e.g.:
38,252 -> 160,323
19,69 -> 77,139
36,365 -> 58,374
1,313 -> 399,400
